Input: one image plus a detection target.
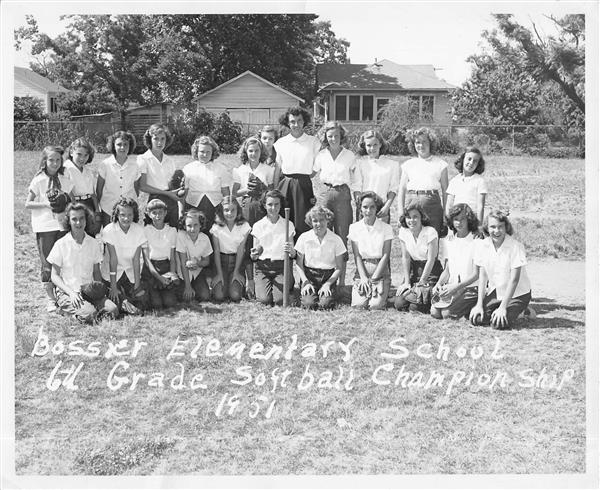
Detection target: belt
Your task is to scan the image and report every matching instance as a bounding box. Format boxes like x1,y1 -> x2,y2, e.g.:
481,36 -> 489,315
323,182 -> 348,190
73,194 -> 93,200
408,190 -> 439,195
362,257 -> 382,264
221,252 -> 237,257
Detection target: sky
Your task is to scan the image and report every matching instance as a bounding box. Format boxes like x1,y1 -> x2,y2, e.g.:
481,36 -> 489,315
8,0 -> 592,88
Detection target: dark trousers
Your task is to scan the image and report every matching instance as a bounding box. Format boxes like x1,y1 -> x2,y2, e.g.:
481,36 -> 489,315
301,266 -> 336,309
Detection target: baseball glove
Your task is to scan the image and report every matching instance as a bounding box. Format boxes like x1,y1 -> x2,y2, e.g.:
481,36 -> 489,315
168,169 -> 186,197
46,188 -> 70,213
80,281 -> 108,302
247,174 -> 267,199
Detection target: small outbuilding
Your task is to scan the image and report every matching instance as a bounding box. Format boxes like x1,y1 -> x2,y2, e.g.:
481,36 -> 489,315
194,71 -> 304,127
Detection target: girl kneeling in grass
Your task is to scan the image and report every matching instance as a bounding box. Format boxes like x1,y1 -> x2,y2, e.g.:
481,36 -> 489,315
469,210 -> 532,330
101,198 -> 148,315
142,199 -> 179,310
293,205 -> 346,310
48,203 -> 118,323
250,189 -> 295,306
348,192 -> 394,310
210,196 -> 251,302
176,209 -> 213,303
394,203 -> 443,313
431,204 -> 481,319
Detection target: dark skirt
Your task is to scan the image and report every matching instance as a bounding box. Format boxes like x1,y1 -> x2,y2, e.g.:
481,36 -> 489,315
278,173 -> 314,237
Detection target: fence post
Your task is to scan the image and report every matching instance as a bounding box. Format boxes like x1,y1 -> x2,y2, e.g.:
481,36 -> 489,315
511,126 -> 515,154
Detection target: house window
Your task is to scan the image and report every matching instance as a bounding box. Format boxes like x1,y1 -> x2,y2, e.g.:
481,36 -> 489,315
50,97 -> 58,113
335,96 -> 347,122
409,95 -> 435,120
334,95 -> 376,121
362,96 -> 373,121
376,98 -> 389,120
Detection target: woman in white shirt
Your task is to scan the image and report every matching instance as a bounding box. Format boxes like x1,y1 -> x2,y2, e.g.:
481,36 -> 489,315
315,121 -> 359,286
398,127 -> 449,238
394,203 -> 443,312
469,210 -> 532,329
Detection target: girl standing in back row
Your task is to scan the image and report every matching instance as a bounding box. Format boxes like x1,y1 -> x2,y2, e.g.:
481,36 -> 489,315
398,127 -> 449,237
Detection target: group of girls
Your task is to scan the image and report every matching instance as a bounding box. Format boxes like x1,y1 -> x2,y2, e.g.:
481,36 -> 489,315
26,107 -> 531,329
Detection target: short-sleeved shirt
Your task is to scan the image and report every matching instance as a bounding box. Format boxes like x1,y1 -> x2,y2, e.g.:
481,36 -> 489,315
398,226 -> 438,261
97,156 -> 141,214
439,232 -> 477,284
176,231 -> 213,280
358,156 -> 400,201
315,148 -> 360,191
183,160 -> 233,207
28,173 -> 74,233
473,235 -> 531,300
63,160 -> 96,197
295,229 -> 346,269
137,150 -> 177,191
143,224 -> 177,260
446,173 -> 488,212
274,133 -> 320,175
401,156 -> 448,191
347,219 -> 394,260
47,232 -> 103,292
210,222 -> 252,254
251,216 -> 296,261
101,222 -> 147,282
233,163 -> 274,190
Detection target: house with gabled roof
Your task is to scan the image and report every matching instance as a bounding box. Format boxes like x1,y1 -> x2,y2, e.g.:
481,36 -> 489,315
14,66 -> 70,115
316,59 -> 456,124
194,70 -> 304,126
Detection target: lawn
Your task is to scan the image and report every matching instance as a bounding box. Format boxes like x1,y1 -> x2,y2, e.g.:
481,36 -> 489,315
11,150 -> 588,476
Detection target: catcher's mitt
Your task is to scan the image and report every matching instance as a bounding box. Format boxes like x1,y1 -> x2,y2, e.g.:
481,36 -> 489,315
168,169 -> 186,197
247,174 -> 267,198
80,281 -> 108,303
401,284 -> 433,305
46,188 -> 70,213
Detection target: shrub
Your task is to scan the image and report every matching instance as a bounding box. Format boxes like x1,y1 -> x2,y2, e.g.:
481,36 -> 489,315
14,97 -> 45,121
212,112 -> 243,154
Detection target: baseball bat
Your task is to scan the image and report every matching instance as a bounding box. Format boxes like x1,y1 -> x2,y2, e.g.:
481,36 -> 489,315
283,207 -> 291,307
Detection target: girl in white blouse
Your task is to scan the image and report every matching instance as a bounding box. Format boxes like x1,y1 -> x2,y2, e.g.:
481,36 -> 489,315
394,203 -> 443,312
315,121 -> 359,286
210,196 -> 251,302
398,127 -> 449,238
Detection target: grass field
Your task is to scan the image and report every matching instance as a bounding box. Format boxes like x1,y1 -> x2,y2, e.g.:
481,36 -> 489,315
12,151 -> 587,475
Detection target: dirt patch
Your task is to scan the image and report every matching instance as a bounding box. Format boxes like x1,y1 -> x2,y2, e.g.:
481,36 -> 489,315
528,260 -> 585,305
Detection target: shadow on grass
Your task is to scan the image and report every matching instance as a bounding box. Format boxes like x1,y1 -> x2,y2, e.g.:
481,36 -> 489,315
511,317 -> 582,330
531,297 -> 585,314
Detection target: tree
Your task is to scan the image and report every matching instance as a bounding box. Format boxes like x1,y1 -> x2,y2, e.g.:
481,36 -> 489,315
14,96 -> 45,121
484,14 -> 584,113
15,14 -> 350,118
313,20 -> 350,64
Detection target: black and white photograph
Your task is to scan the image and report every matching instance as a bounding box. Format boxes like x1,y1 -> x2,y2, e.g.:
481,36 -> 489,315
1,0 -> 598,487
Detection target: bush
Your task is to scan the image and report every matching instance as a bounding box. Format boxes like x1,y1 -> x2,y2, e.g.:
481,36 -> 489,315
14,97 -> 45,121
212,112 -> 243,154
170,108 -> 243,155
436,132 -> 459,155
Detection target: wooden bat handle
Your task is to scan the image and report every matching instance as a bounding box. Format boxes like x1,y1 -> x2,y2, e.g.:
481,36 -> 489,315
283,208 -> 291,307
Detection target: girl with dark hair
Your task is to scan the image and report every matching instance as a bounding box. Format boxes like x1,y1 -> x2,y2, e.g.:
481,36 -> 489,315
446,146 -> 488,224
274,106 -> 320,238
97,131 -> 141,226
431,203 -> 481,319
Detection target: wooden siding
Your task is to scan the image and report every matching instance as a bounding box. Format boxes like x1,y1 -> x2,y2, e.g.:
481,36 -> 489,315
14,79 -> 53,113
198,74 -> 299,109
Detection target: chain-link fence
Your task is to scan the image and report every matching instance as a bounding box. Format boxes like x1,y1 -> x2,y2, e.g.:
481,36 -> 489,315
14,120 -> 584,158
